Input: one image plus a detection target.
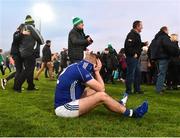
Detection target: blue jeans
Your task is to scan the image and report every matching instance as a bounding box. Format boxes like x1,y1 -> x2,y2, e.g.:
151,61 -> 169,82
156,59 -> 169,92
125,57 -> 141,93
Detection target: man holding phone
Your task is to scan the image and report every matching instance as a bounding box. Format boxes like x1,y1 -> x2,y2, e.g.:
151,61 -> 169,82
68,17 -> 93,64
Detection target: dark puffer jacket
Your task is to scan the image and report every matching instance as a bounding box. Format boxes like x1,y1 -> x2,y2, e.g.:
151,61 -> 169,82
155,31 -> 178,59
19,24 -> 44,58
68,27 -> 90,61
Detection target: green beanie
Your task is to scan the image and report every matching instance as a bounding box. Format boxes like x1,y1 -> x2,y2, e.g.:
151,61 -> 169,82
108,43 -> 114,53
25,15 -> 34,24
72,17 -> 83,26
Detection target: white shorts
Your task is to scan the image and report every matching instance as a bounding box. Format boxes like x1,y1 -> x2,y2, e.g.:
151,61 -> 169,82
55,100 -> 79,118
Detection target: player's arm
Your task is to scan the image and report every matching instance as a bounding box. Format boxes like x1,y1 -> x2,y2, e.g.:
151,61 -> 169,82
85,59 -> 105,92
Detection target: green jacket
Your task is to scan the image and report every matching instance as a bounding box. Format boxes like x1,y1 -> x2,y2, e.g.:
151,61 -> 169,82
0,54 -> 4,66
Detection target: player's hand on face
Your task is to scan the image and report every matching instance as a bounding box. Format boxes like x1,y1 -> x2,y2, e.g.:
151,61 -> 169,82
94,59 -> 102,72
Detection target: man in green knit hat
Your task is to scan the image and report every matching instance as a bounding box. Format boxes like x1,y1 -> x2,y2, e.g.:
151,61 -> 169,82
68,17 -> 93,64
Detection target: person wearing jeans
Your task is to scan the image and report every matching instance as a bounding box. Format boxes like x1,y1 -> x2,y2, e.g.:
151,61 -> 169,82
126,57 -> 141,94
156,59 -> 169,92
124,20 -> 148,94
153,26 -> 178,94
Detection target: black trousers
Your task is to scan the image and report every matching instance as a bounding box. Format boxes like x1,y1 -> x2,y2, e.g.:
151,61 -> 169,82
6,72 -> 16,81
4,64 -> 11,73
0,65 -> 5,75
16,55 -> 36,90
167,63 -> 179,88
106,68 -> 114,83
13,55 -> 23,90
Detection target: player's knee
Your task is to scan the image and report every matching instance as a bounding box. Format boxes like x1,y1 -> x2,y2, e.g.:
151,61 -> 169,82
97,92 -> 108,102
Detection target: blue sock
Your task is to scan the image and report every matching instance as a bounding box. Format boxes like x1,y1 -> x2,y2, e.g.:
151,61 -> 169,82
123,109 -> 133,117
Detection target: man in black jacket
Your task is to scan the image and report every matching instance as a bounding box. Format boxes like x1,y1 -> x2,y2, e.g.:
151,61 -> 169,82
35,40 -> 53,80
124,20 -> 148,94
154,27 -> 179,94
1,24 -> 24,90
68,17 -> 93,64
15,15 -> 44,92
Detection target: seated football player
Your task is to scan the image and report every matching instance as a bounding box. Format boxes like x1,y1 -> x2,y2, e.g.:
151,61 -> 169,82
54,52 -> 148,118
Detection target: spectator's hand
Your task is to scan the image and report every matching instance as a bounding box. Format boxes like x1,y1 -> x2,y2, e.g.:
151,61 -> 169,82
144,41 -> 149,46
134,53 -> 138,58
94,59 -> 102,73
22,30 -> 31,35
87,37 -> 93,44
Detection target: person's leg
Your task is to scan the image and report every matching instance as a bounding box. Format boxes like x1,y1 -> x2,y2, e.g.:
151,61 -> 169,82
45,67 -> 49,78
106,68 -> 111,83
0,65 -> 5,75
110,69 -> 114,84
7,65 -> 11,72
6,72 -> 16,81
134,60 -> 141,92
35,62 -> 45,79
15,57 -> 26,91
171,64 -> 178,90
13,55 -> 23,90
26,56 -> 36,90
166,65 -> 172,89
156,59 -> 169,93
47,62 -> 54,80
125,57 -> 136,94
1,71 -> 16,89
79,92 -> 126,116
79,91 -> 148,118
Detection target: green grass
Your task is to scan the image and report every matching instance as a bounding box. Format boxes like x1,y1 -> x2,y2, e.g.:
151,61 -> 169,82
0,71 -> 180,137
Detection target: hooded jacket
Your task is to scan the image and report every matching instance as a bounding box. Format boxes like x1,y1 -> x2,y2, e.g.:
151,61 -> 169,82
19,24 -> 44,58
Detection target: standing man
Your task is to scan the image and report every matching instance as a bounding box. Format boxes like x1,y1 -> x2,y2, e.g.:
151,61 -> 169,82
35,40 -> 53,81
59,48 -> 68,75
15,15 -> 44,92
124,20 -> 148,94
0,24 -> 24,90
68,17 -> 93,64
154,27 -> 179,94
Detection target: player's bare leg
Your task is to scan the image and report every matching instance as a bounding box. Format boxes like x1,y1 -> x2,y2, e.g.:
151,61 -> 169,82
79,91 -> 126,115
79,91 -> 148,118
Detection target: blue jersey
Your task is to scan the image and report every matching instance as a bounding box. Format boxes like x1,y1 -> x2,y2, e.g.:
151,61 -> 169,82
54,60 -> 94,108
